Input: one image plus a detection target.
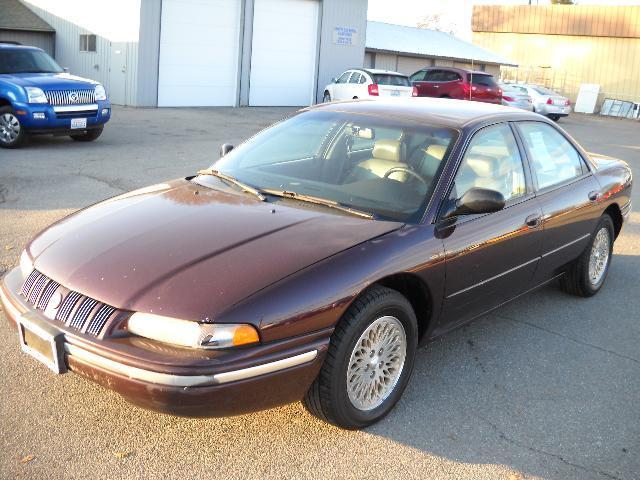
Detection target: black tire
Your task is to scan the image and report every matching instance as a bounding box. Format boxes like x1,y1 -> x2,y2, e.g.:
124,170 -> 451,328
0,106 -> 28,148
322,92 -> 331,103
303,285 -> 418,429
549,114 -> 560,122
70,126 -> 104,142
560,214 -> 614,297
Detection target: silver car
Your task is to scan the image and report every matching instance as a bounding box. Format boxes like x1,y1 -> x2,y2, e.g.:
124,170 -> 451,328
523,84 -> 572,121
499,83 -> 534,111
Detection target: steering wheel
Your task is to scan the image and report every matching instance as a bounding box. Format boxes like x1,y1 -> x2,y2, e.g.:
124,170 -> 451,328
382,166 -> 429,187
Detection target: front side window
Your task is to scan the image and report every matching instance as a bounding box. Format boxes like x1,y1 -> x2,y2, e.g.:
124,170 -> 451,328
336,71 -> 351,83
450,124 -> 526,203
410,71 -> 426,82
0,49 -> 62,74
423,70 -> 443,82
203,110 -> 457,222
518,122 -> 584,189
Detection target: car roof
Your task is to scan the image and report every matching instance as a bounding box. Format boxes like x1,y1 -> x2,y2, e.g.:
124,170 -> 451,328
422,66 -> 492,76
350,68 -> 407,77
0,43 -> 42,51
305,97 -> 538,129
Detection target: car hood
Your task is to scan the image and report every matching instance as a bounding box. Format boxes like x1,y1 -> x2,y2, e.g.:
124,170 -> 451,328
27,179 -> 402,322
1,72 -> 99,89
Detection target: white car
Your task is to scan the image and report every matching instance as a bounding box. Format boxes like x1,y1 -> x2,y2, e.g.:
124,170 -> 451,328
522,84 -> 572,121
323,68 -> 416,102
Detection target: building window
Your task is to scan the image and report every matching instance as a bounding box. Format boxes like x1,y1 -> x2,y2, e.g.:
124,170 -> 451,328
79,34 -> 96,52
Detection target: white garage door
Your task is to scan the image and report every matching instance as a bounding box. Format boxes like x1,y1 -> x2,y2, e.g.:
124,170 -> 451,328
249,0 -> 319,106
158,0 -> 241,107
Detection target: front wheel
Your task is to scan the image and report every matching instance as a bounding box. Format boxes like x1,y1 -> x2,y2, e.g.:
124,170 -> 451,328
303,285 -> 418,429
0,106 -> 28,148
70,126 -> 104,142
322,92 -> 331,103
560,214 -> 614,297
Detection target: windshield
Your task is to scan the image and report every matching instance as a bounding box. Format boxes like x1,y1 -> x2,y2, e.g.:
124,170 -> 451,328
373,74 -> 410,87
0,49 -> 63,74
198,110 -> 457,223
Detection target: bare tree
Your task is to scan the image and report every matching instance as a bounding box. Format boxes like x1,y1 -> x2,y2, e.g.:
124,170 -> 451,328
416,13 -> 457,35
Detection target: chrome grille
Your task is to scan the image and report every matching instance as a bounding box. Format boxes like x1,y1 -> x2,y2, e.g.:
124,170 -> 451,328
20,270 -> 117,337
45,89 -> 96,106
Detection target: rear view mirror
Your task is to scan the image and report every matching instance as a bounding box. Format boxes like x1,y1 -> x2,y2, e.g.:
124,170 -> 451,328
220,143 -> 234,157
443,188 -> 505,218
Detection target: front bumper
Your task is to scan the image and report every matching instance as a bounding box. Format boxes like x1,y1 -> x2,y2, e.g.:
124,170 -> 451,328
0,267 -> 328,416
13,100 -> 111,133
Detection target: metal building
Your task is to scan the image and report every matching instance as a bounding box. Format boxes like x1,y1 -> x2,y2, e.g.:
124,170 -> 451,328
0,0 -> 55,56
22,0 -> 367,107
472,5 -> 640,106
365,21 -> 515,78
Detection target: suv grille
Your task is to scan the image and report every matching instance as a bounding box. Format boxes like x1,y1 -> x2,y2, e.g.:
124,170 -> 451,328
45,89 -> 96,106
20,270 -> 117,337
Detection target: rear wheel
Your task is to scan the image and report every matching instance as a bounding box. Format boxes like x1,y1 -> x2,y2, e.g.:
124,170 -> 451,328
0,106 -> 28,148
70,126 -> 104,142
303,285 -> 418,429
548,114 -> 561,122
560,214 -> 614,297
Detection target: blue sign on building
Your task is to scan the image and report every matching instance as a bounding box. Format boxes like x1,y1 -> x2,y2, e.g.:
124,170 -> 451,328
333,26 -> 358,46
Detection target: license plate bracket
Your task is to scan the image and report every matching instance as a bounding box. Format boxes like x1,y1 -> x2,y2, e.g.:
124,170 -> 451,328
71,118 -> 87,129
18,314 -> 66,374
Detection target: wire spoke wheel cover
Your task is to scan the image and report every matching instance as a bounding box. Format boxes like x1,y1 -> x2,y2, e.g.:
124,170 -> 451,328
0,113 -> 20,143
588,227 -> 610,286
346,315 -> 407,411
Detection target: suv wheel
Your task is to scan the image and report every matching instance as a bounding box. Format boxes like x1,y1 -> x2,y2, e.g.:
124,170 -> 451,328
70,126 -> 104,142
0,106 -> 28,148
303,285 -> 418,429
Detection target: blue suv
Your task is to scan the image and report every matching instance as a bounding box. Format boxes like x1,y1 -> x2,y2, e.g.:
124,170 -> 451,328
0,44 -> 111,148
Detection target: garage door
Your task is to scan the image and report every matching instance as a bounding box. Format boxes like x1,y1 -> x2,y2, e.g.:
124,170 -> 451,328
249,0 -> 319,106
158,0 -> 241,107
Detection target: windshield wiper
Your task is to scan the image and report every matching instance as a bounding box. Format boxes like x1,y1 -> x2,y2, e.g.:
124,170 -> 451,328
261,189 -> 374,220
197,168 -> 266,201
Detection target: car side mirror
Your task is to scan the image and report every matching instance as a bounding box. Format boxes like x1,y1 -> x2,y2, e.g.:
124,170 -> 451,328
442,188 -> 505,218
220,143 -> 234,157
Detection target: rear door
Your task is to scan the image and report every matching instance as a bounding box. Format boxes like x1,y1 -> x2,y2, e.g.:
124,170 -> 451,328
514,121 -> 602,283
347,72 -> 363,99
469,73 -> 501,103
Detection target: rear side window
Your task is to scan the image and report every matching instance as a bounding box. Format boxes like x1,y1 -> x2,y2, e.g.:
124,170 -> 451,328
373,74 -> 410,87
518,122 -> 585,189
349,73 -> 362,84
470,74 -> 497,87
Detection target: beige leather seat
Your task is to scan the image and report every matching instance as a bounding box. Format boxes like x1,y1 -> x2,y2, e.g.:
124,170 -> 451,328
454,154 -> 504,197
417,144 -> 448,178
353,140 -> 409,182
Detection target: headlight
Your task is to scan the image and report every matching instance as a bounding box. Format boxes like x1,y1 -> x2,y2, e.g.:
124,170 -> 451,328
127,313 -> 259,349
25,87 -> 48,104
94,84 -> 107,101
19,250 -> 34,279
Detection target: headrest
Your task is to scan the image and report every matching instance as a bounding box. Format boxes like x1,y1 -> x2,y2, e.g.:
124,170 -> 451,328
425,144 -> 447,160
465,154 -> 499,178
372,140 -> 402,162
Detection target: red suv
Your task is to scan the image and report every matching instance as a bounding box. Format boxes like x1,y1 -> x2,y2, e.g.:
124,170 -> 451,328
410,67 -> 502,104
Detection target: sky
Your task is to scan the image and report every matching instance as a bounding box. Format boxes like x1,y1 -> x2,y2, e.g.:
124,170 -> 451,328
367,0 -> 640,41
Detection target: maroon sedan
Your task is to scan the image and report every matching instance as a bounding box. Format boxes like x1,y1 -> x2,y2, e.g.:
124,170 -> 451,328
411,67 -> 502,104
1,99 -> 632,429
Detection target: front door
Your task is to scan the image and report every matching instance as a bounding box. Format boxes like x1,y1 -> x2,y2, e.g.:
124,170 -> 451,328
109,42 -> 127,105
437,123 -> 544,330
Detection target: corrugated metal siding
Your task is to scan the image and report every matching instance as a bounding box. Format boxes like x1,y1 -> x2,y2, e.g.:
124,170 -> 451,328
0,29 -> 54,55
473,31 -> 640,104
22,0 -> 142,106
396,56 -> 430,75
373,53 -> 397,71
316,0 -> 368,102
473,5 -> 640,39
135,0 -> 161,107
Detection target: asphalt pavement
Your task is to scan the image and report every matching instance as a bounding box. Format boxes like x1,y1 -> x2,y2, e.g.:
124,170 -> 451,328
0,107 -> 638,480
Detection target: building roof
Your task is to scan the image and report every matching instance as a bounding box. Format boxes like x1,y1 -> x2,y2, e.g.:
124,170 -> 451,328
366,21 -> 516,67
0,0 -> 55,33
